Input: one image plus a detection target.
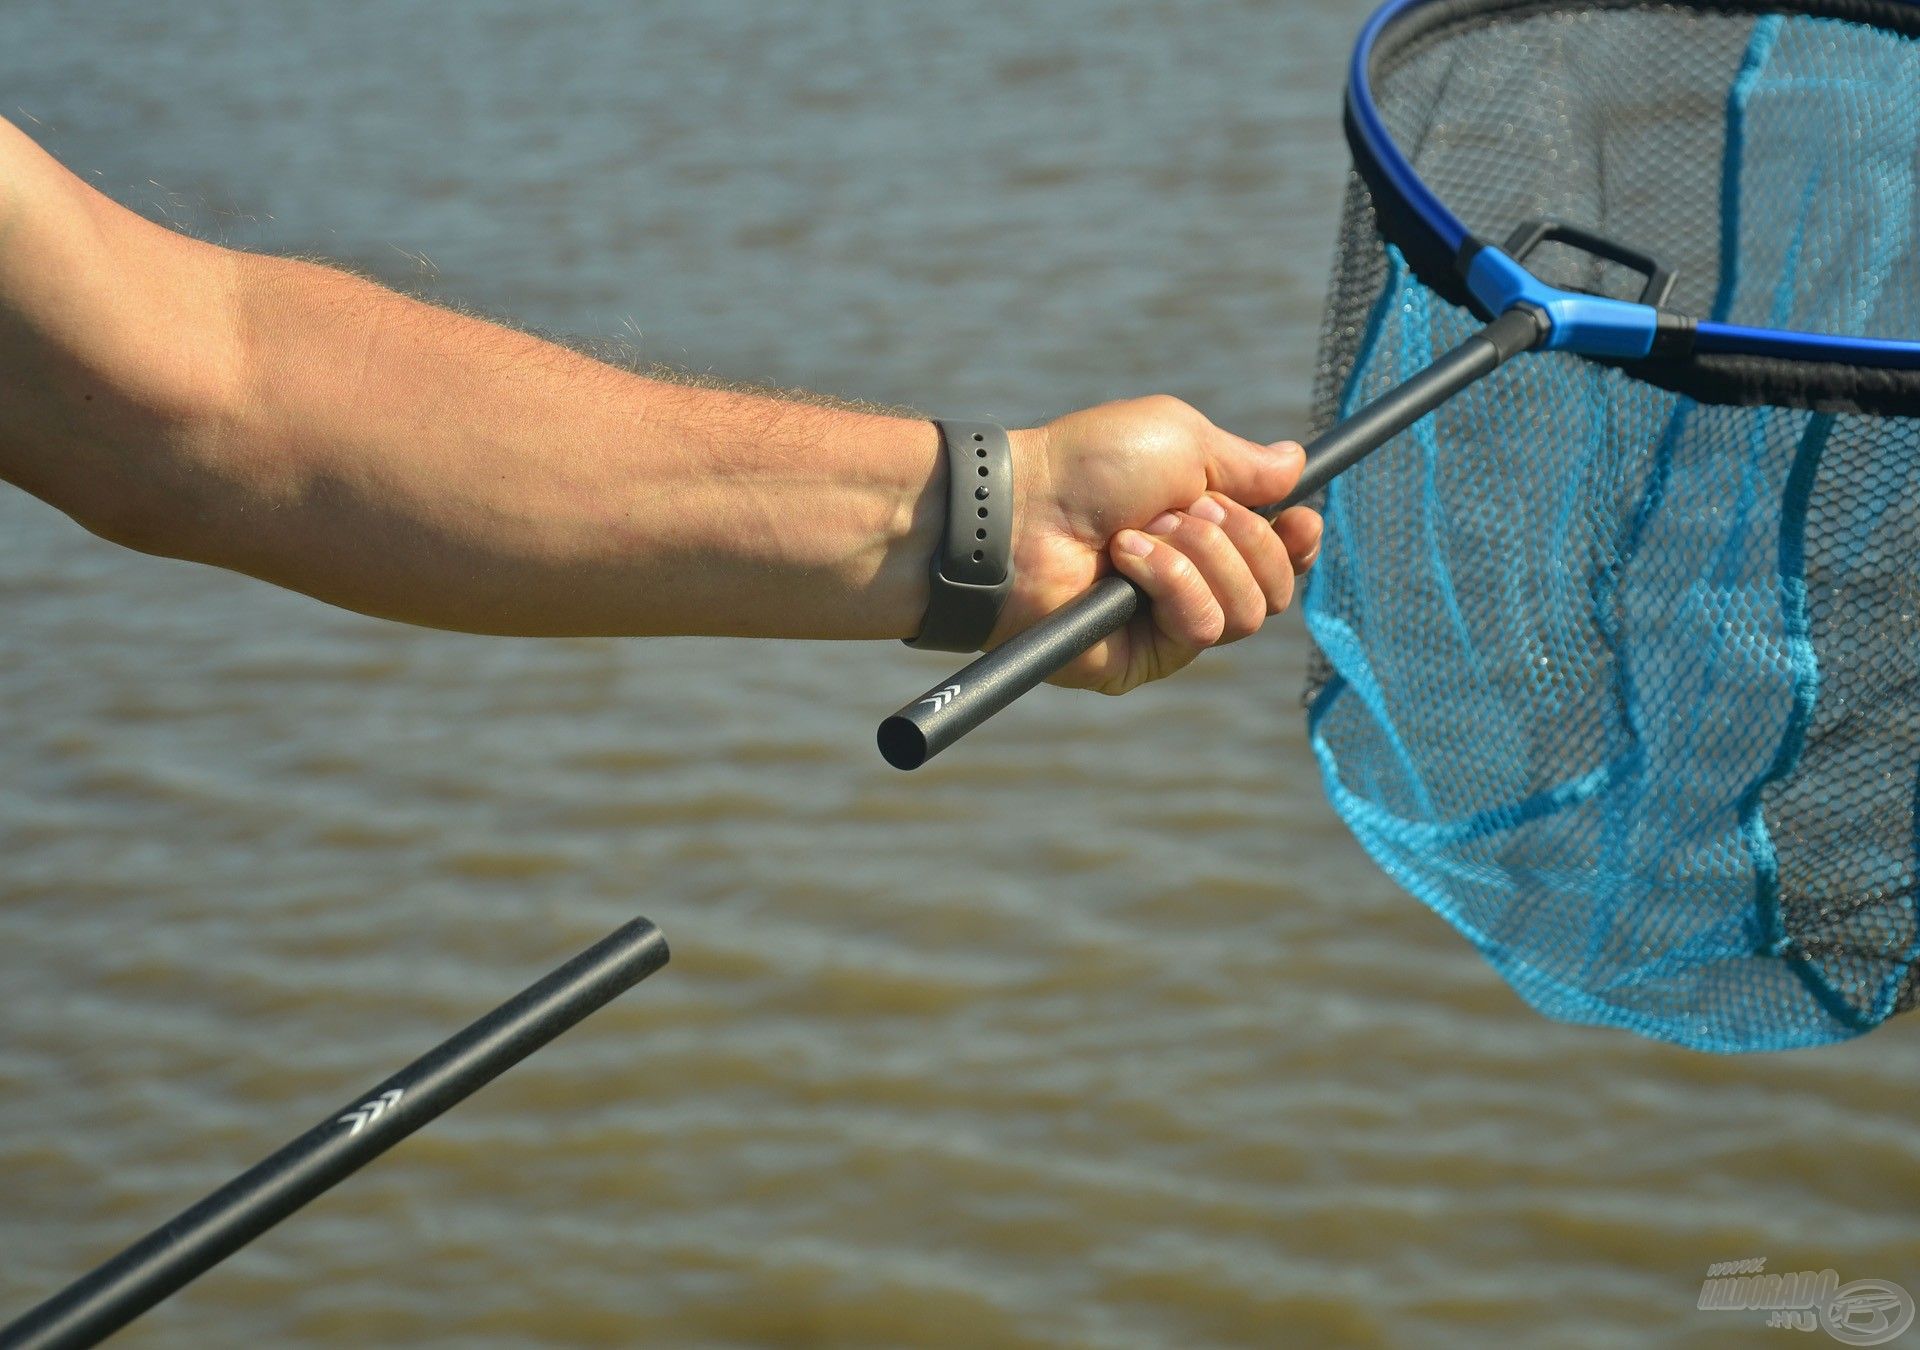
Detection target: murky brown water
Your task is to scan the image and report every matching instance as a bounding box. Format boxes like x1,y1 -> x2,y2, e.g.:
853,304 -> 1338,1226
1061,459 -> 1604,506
1,2 -> 1916,1346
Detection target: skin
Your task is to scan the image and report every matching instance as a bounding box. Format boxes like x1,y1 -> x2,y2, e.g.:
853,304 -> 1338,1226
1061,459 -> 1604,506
0,118 -> 1320,693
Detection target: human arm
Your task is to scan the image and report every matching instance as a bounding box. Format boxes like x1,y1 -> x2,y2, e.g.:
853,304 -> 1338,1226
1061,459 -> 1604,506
0,117 -> 1319,691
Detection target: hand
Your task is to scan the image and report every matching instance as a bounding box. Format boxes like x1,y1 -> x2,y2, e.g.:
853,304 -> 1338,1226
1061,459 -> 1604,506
995,395 -> 1322,694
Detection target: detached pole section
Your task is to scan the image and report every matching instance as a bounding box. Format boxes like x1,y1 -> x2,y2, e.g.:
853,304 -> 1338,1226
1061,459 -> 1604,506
1,917 -> 670,1350
876,306 -> 1547,770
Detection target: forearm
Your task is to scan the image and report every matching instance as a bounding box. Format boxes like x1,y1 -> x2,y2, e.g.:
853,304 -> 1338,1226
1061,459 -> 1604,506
208,256 -> 946,638
0,119 -> 944,639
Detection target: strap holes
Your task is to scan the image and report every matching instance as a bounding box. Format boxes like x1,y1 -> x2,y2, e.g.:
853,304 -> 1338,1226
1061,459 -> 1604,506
972,550 -> 984,562
976,528 -> 987,540
972,433 -> 984,442
976,447 -> 988,458
977,507 -> 988,518
978,466 -> 989,477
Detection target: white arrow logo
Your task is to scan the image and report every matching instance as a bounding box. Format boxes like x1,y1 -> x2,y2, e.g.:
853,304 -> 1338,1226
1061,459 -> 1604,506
917,685 -> 960,711
337,1088 -> 404,1137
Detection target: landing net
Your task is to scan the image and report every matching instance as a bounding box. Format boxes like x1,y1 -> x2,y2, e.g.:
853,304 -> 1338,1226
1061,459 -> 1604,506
1306,0 -> 1920,1050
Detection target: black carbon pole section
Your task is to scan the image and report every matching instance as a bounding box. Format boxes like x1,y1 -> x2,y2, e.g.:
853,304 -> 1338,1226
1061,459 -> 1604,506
0,918 -> 671,1350
877,306 -> 1547,770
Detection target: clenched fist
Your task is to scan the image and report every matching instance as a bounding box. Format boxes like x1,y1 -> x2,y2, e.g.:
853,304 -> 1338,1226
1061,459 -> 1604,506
998,396 -> 1323,693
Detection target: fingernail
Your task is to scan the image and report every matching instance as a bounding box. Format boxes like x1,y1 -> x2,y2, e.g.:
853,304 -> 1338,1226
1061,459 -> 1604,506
1275,441 -> 1305,468
1298,543 -> 1321,572
1189,495 -> 1227,524
1117,530 -> 1153,558
1145,512 -> 1180,535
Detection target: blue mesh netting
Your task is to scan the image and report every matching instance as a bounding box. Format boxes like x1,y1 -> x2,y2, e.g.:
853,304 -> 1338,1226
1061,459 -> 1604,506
1305,8 -> 1920,1051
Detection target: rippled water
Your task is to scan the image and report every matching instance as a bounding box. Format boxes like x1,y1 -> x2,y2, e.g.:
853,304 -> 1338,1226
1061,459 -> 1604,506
1,3 -> 1915,1347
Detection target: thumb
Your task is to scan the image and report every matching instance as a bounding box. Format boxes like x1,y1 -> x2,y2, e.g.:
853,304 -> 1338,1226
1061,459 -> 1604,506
1203,428 -> 1306,510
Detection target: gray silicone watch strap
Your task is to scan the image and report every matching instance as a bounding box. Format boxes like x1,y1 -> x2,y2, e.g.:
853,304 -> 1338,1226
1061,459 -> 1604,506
905,419 -> 1014,652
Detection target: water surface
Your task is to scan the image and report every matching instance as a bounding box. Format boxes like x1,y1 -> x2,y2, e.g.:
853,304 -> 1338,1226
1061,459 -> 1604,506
0,3 -> 1915,1347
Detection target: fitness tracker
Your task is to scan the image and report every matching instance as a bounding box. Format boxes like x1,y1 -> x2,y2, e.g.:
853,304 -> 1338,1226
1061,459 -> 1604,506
904,418 -> 1014,652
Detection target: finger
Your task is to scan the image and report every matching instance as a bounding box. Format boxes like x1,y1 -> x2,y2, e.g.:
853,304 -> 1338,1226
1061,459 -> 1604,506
1110,523 -> 1225,653
1276,505 -> 1322,573
1201,428 -> 1305,511
1142,499 -> 1267,643
1205,491 -> 1295,617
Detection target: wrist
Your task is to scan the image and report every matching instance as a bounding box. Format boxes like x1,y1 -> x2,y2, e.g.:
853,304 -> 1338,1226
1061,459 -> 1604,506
1009,423 -> 1051,561
991,425 -> 1067,643
867,417 -> 946,639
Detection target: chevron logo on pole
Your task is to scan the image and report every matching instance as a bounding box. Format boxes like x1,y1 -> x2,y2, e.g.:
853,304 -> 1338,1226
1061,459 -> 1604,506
337,1088 -> 404,1137
918,685 -> 960,711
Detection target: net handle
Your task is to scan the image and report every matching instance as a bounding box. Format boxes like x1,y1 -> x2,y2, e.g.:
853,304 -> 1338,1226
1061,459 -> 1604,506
0,918 -> 671,1350
876,306 -> 1547,770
